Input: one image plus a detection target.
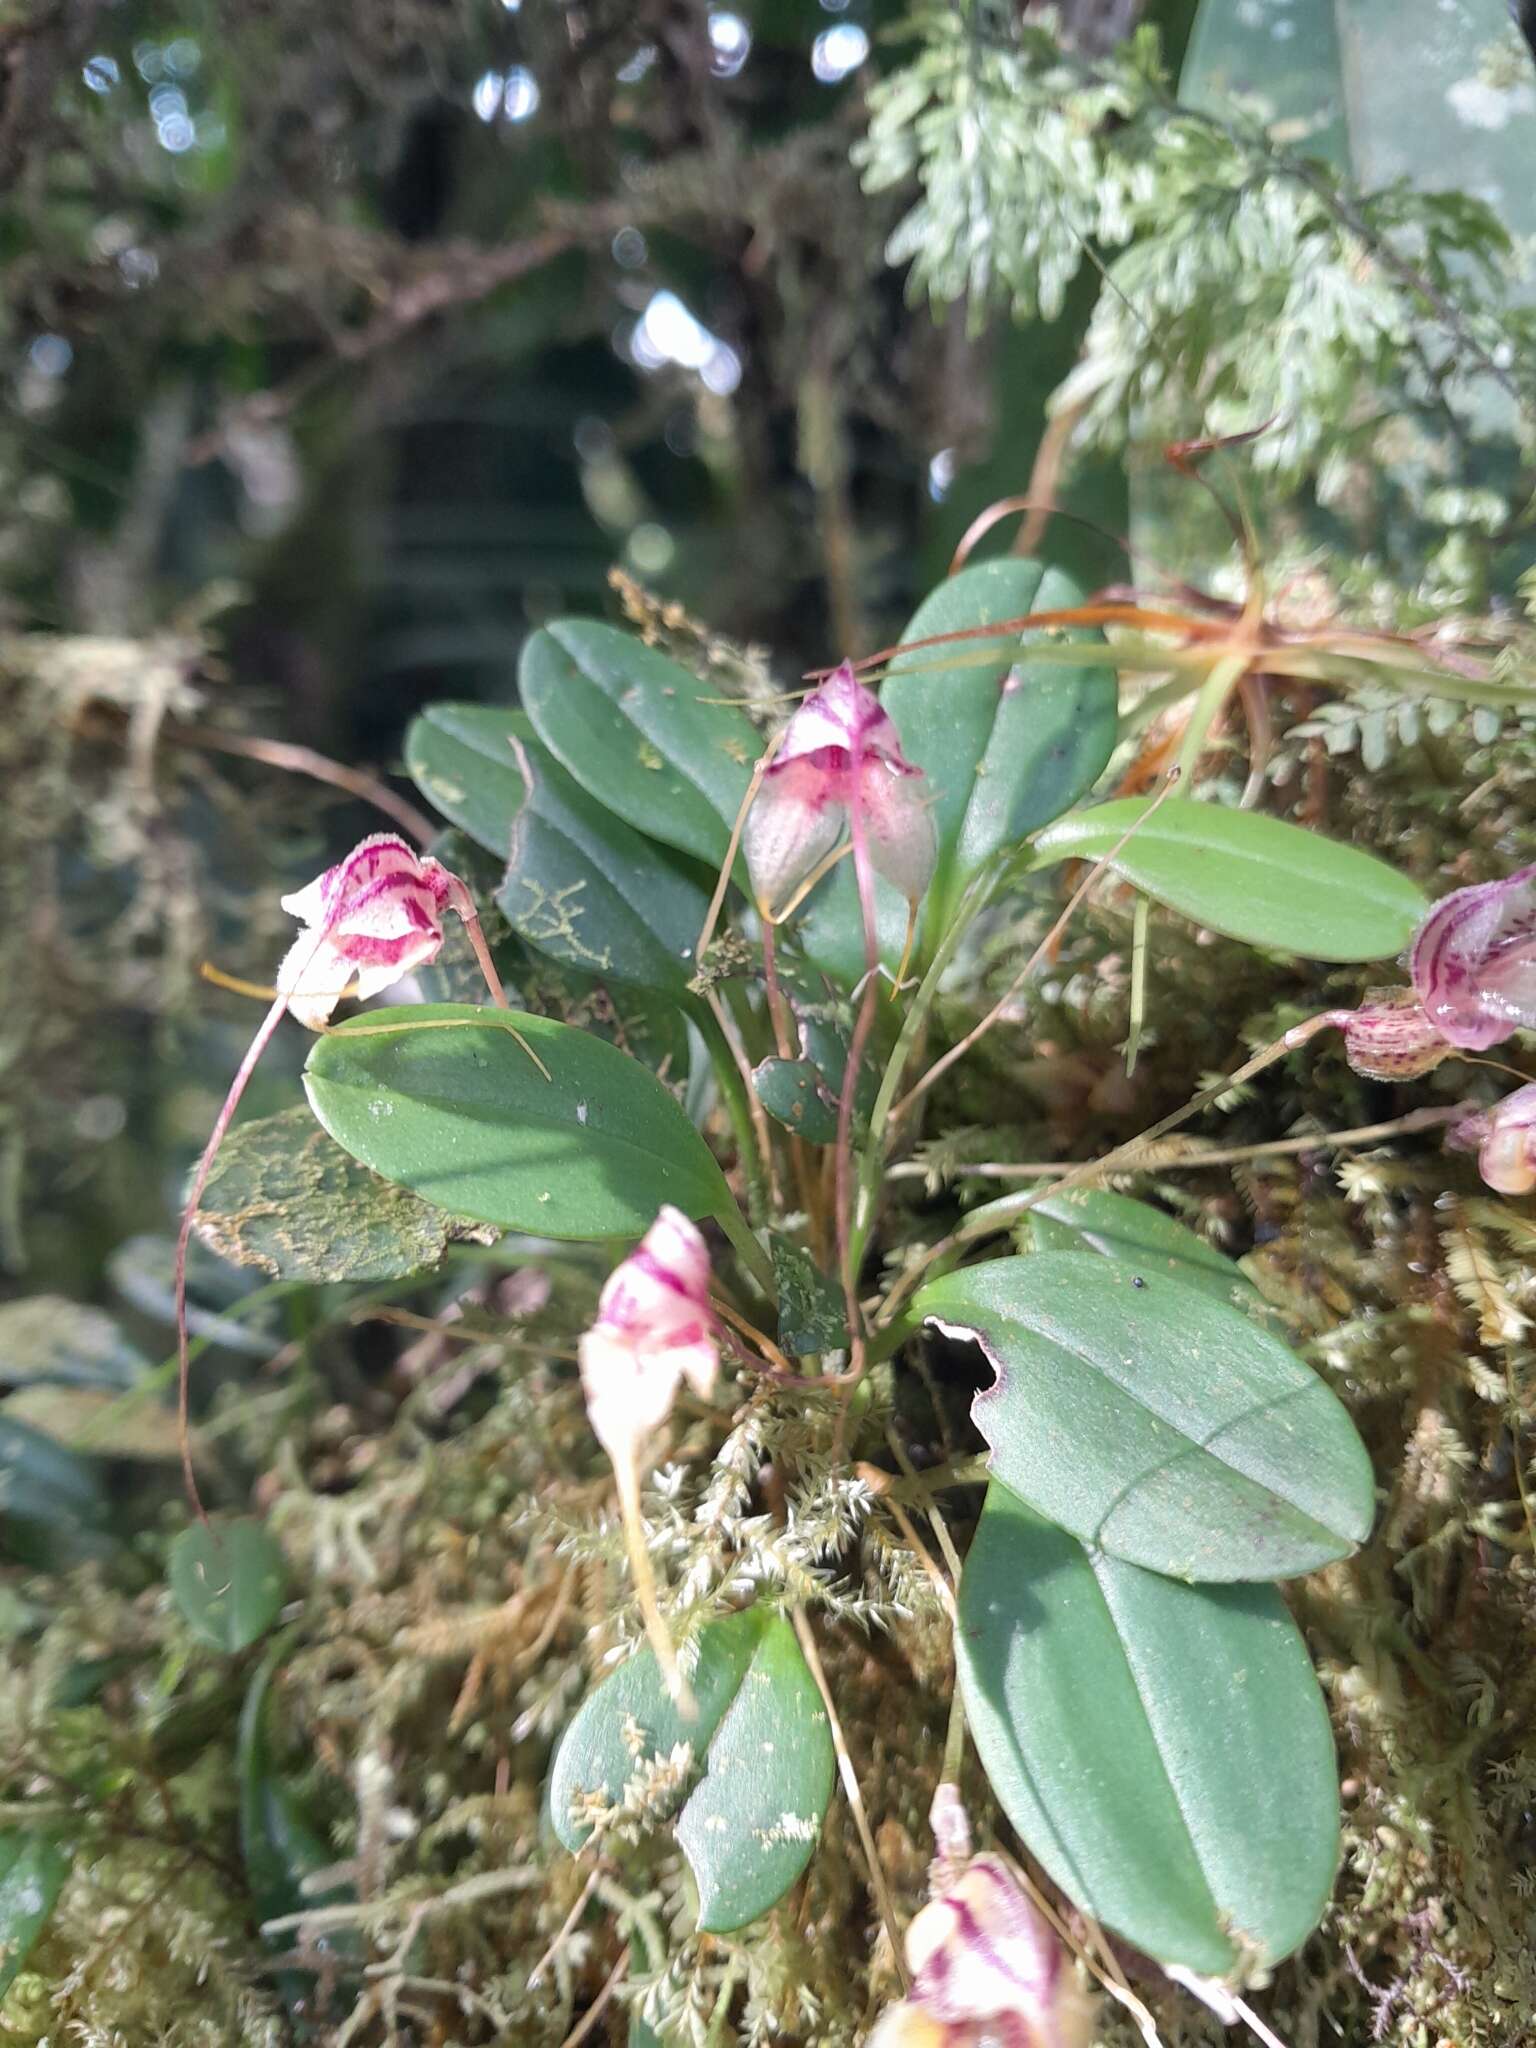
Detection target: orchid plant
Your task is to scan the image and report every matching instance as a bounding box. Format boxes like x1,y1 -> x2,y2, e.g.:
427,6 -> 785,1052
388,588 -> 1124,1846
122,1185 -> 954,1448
174,558 -> 1536,2039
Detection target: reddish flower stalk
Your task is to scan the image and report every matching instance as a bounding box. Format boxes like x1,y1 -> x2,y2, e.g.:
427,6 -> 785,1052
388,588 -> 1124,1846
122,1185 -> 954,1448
174,836 -> 507,1514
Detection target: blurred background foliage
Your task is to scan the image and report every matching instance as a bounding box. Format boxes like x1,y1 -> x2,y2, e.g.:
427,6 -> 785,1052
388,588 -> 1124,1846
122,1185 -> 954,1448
8,0 -> 1536,2041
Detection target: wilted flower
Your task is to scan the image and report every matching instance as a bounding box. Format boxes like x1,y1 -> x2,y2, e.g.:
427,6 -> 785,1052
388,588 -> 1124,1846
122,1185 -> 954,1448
870,1853 -> 1093,2048
277,832 -> 478,1029
1409,862 -> 1536,1050
1449,1083 -> 1536,1195
1316,987 -> 1452,1083
745,663 -> 937,921
1308,864 -> 1536,1080
579,1205 -> 719,1467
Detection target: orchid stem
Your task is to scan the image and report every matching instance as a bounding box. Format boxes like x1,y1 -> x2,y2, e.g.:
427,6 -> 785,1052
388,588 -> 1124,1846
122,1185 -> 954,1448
695,1000 -> 773,1236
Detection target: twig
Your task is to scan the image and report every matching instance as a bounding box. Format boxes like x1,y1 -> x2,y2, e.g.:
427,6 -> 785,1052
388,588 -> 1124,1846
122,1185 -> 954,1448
885,1103 -> 1467,1182
790,1607 -> 909,1991
165,723 -> 437,844
555,1945 -> 629,2048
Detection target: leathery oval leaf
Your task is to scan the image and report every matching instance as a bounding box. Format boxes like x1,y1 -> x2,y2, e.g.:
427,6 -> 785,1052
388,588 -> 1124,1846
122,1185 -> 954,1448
549,1607 -> 834,1932
1033,797 -> 1427,962
882,558 -> 1116,929
405,702 -> 527,857
520,619 -> 759,870
958,1486 -> 1340,1977
0,1831 -> 72,2000
168,1518 -> 289,1653
914,1252 -> 1374,1580
304,1005 -> 731,1239
1019,1187 -> 1263,1313
496,715 -> 712,996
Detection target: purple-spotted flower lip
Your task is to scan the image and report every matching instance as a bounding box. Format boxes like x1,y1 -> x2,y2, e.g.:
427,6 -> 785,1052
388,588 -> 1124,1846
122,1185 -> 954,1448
1305,863 -> 1536,1082
1409,861 -> 1536,1051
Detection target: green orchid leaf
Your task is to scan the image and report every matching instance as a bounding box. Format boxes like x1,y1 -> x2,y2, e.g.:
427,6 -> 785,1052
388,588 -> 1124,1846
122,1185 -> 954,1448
520,620 -> 759,870
496,716 -> 711,997
169,1519 -> 289,1654
0,1831 -> 72,2001
0,1415 -> 112,1569
1019,1188 -> 1263,1312
1033,797 -> 1427,961
771,1238 -> 846,1355
549,1607 -> 834,1933
914,1252 -> 1373,1580
753,1057 -> 839,1145
305,1005 -> 732,1239
238,1644 -> 355,1944
883,558 -> 1116,929
404,702 -> 528,858
408,703 -> 712,996
959,1487 -> 1339,1977
195,1106 -> 499,1282
0,1297 -> 146,1393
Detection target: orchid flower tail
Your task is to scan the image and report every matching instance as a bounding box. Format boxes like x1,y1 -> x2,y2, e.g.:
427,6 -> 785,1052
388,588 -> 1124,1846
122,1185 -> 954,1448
174,982 -> 296,1519
614,1456 -> 696,1718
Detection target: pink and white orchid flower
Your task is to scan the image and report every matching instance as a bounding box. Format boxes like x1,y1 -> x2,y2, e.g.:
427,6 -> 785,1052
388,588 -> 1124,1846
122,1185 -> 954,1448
176,835 -> 508,1511
579,1205 -> 719,1467
1448,1083 -> 1536,1196
1312,865 -> 1536,1081
579,1207 -> 719,1711
745,663 -> 937,923
870,1853 -> 1092,2048
276,833 -> 480,1028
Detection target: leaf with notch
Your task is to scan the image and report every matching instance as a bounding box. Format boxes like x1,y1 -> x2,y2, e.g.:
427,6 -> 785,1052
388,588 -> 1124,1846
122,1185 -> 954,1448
959,1486 -> 1339,1977
914,1252 -> 1373,1580
549,1607 -> 834,1932
521,620 -> 759,870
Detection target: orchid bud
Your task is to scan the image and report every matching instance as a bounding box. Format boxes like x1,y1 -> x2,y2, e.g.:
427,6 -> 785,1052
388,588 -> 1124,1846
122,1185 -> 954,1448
276,833 -> 477,1030
870,1853 -> 1093,2048
745,663 -> 936,919
742,754 -> 846,921
1410,862 -> 1536,1051
1329,988 -> 1452,1083
579,1206 -> 719,1469
1449,1083 -> 1536,1195
860,755 -> 941,907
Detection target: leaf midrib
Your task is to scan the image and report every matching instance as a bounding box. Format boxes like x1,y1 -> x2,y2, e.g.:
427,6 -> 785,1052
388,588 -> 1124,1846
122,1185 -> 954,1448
947,1303 -> 1353,1546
